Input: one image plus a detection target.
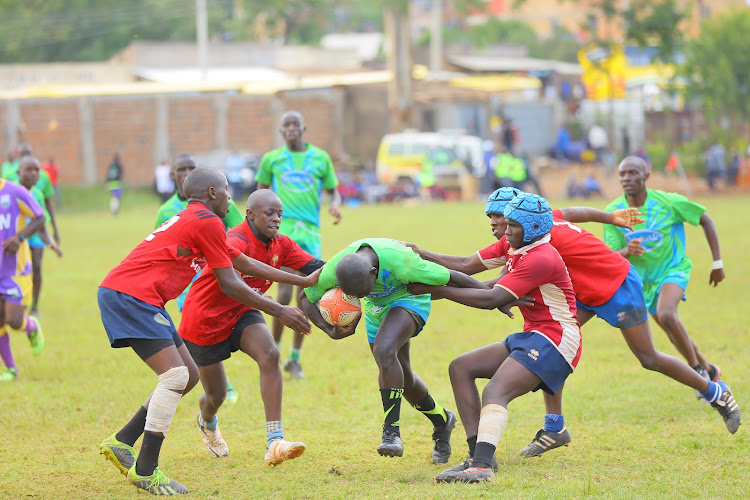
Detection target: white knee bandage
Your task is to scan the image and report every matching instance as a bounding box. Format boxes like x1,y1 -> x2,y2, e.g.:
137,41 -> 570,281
144,366 -> 189,435
476,404 -> 509,448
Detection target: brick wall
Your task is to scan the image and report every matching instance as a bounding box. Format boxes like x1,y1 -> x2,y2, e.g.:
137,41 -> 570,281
1,89 -> 345,186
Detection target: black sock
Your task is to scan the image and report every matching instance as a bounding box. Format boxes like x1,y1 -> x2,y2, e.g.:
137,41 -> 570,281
135,431 -> 164,476
472,442 -> 496,469
467,435 -> 477,458
116,406 -> 147,446
380,388 -> 403,434
412,393 -> 447,428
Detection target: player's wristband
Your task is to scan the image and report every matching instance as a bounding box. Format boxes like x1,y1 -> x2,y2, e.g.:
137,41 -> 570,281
17,233 -> 26,242
712,259 -> 723,270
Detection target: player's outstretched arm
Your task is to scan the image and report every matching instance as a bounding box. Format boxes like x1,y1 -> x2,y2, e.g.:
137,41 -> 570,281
446,269 -> 488,289
231,254 -> 321,288
214,266 -> 312,333
298,291 -> 359,340
699,212 -> 725,286
408,283 -> 516,310
560,206 -> 643,230
401,242 -> 485,275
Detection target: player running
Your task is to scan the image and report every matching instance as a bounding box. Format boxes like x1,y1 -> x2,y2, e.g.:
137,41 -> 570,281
0,175 -> 47,382
97,168 -> 311,495
155,153 -> 245,402
256,110 -> 342,379
179,189 -> 323,465
409,193 -> 581,483
605,156 -> 725,393
299,238 -> 487,463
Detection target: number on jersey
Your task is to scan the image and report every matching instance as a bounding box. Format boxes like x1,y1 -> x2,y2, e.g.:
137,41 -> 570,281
146,215 -> 180,241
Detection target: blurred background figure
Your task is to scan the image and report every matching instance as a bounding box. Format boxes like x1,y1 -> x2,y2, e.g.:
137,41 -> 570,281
106,154 -> 123,215
41,157 -> 61,206
225,151 -> 244,199
154,159 -> 174,203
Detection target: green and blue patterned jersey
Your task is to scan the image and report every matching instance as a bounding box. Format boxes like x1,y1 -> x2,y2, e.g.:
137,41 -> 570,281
255,144 -> 338,227
304,238 -> 451,306
604,189 -> 706,285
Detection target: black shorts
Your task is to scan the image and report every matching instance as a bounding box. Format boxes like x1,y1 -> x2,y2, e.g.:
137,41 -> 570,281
129,330 -> 184,362
183,309 -> 266,367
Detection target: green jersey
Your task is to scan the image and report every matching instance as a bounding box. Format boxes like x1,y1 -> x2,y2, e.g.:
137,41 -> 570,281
255,144 -> 338,227
155,193 -> 245,230
304,238 -> 451,307
1,160 -> 18,180
604,189 -> 705,285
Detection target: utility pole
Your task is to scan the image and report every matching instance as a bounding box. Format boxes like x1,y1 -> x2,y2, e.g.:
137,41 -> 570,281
196,0 -> 208,81
384,5 -> 413,132
429,0 -> 443,73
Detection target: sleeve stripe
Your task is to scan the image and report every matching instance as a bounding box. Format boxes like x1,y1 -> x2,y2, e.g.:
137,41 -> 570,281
227,230 -> 248,243
493,283 -> 519,299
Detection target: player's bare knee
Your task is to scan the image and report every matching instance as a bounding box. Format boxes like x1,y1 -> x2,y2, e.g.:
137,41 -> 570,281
277,284 -> 294,305
655,311 -> 679,332
259,344 -> 280,368
372,342 -> 398,367
636,350 -> 661,372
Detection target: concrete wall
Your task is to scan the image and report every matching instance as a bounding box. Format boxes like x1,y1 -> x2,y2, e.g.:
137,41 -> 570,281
1,89 -> 344,186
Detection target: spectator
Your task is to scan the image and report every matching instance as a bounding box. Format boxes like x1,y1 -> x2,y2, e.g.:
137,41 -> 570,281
154,160 -> 174,203
704,144 -> 726,192
587,124 -> 608,161
225,151 -> 244,199
41,157 -> 61,206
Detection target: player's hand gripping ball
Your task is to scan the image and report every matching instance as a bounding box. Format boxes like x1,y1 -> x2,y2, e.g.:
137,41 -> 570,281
318,287 -> 361,327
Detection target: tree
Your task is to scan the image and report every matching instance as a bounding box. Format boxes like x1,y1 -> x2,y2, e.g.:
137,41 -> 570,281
682,9 -> 750,127
0,0 -> 232,63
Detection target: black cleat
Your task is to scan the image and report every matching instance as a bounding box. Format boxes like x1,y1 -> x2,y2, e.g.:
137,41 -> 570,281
519,427 -> 571,457
435,466 -> 494,484
377,427 -> 404,457
712,382 -> 741,434
431,409 -> 456,464
437,455 -> 498,478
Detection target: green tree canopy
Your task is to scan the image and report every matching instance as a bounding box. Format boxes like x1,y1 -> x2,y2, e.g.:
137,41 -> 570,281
682,9 -> 750,125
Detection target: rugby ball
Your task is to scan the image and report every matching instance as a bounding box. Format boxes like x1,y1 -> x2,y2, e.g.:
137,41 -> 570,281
318,287 -> 361,327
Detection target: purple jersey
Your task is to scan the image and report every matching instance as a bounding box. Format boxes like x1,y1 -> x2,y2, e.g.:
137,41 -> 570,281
0,179 -> 44,278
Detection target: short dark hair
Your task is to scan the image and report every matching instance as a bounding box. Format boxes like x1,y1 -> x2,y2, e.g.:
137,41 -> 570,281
335,253 -> 374,297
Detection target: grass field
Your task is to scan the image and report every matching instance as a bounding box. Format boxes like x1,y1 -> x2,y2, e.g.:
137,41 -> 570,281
1,190 -> 748,499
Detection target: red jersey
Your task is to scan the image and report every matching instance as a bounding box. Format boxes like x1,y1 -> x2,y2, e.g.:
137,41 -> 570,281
477,209 -> 630,306
41,161 -> 59,186
100,202 -> 235,308
495,235 -> 581,368
179,221 -> 319,345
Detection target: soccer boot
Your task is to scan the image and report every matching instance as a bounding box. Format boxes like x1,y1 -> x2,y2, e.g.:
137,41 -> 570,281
711,381 -> 741,434
438,454 -> 499,477
377,427 -> 404,457
283,358 -> 305,379
27,320 -> 44,356
435,466 -> 495,484
99,433 -> 137,476
265,439 -> 306,466
519,426 -> 572,457
431,409 -> 456,464
0,367 -> 18,382
197,414 -> 229,457
225,382 -> 239,404
127,465 -> 188,495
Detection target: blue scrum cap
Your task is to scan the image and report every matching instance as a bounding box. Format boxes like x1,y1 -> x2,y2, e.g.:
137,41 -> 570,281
502,192 -> 553,243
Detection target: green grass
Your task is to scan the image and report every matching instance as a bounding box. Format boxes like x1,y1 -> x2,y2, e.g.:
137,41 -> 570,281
2,192 -> 748,498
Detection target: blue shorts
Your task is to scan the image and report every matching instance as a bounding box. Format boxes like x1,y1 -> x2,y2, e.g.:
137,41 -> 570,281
365,295 -> 430,344
504,331 -> 573,395
644,273 -> 689,316
576,265 -> 648,329
98,287 -> 181,349
28,233 -> 45,248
